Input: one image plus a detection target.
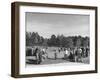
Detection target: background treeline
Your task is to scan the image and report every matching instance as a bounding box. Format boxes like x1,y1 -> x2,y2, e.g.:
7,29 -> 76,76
26,32 -> 89,48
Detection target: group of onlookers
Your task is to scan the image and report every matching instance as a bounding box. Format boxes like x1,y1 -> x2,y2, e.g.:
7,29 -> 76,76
52,47 -> 89,62
26,46 -> 90,64
63,47 -> 90,62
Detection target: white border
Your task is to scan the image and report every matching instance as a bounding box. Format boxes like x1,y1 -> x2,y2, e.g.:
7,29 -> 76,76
19,6 -> 95,74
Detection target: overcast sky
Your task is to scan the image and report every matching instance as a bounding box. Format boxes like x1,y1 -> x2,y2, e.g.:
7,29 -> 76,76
26,12 -> 90,38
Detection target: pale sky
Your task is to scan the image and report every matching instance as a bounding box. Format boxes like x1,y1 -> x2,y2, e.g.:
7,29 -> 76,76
26,12 -> 90,38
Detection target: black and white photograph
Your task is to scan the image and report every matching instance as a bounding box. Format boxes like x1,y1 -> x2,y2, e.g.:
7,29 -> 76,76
25,12 -> 90,66
11,2 -> 97,78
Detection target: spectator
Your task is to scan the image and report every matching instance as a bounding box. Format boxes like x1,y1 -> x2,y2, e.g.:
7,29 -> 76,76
54,50 -> 57,60
34,48 -> 42,64
64,48 -> 70,60
75,48 -> 82,62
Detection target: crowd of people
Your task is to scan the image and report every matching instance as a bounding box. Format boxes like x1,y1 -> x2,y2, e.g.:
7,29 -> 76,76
26,47 -> 48,64
63,47 -> 90,62
26,46 -> 90,64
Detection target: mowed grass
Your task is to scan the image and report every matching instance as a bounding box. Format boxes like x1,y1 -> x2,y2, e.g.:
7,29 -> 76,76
46,47 -> 65,59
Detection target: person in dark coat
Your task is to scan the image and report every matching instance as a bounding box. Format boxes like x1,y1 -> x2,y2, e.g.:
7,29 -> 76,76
34,48 -> 42,64
75,48 -> 82,62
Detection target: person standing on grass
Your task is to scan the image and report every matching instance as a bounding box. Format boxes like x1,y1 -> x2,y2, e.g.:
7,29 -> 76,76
58,48 -> 61,53
75,47 -> 82,62
86,47 -> 89,57
64,48 -> 70,60
41,48 -> 47,61
54,50 -> 57,60
68,48 -> 75,62
34,48 -> 42,64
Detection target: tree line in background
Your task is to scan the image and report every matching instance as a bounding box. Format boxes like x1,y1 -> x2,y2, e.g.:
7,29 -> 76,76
26,32 -> 89,48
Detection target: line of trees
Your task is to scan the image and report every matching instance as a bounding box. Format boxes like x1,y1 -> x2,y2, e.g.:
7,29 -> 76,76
26,32 -> 90,48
